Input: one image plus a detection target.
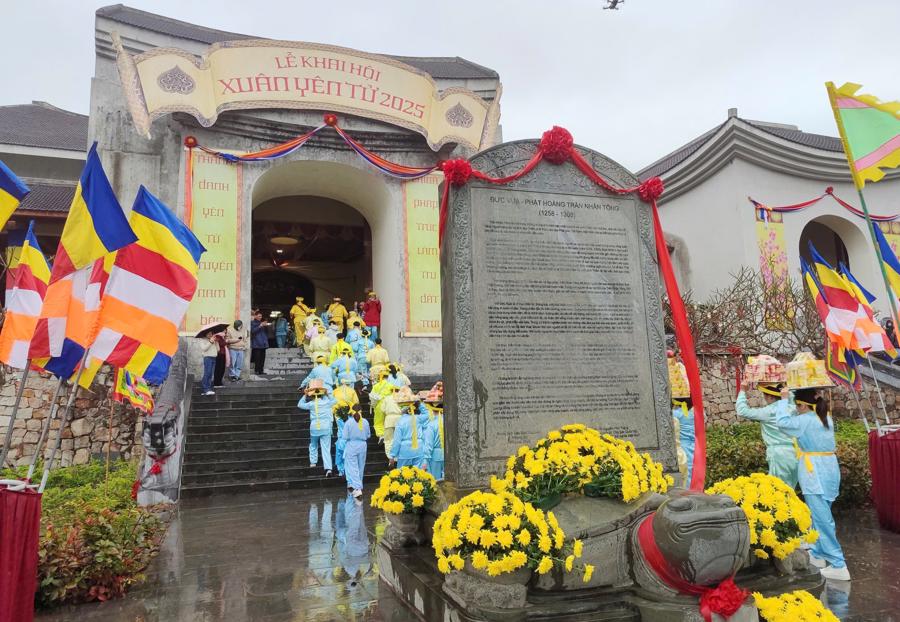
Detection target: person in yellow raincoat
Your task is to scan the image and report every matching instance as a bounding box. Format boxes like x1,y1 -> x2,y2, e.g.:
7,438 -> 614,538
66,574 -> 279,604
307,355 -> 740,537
328,296 -> 349,331
302,314 -> 323,357
309,325 -> 332,363
334,375 -> 360,409
370,371 -> 395,442
329,333 -> 352,364
366,338 -> 391,383
290,297 -> 313,346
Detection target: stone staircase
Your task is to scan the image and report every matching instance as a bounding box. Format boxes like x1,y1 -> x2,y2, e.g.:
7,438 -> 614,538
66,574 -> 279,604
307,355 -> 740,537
262,347 -> 312,376
181,378 -> 388,497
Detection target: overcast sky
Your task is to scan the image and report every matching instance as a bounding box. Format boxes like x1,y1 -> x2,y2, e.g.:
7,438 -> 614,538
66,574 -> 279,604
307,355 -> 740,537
2,0 -> 899,171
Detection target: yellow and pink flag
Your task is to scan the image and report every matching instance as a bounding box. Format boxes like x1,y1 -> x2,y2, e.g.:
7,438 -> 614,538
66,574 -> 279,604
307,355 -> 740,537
826,82 -> 900,188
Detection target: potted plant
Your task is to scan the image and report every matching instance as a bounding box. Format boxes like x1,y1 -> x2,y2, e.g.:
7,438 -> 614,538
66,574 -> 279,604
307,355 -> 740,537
371,466 -> 437,548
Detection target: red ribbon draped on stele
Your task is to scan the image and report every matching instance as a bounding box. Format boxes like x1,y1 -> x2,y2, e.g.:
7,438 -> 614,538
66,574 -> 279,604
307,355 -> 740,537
439,126 -> 707,490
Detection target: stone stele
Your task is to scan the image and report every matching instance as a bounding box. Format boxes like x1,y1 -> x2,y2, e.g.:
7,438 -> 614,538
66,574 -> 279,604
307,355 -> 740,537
441,139 -> 676,489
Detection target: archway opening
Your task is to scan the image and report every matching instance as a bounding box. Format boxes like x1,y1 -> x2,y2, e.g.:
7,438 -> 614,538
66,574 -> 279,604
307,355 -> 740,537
251,195 -> 372,319
799,219 -> 850,269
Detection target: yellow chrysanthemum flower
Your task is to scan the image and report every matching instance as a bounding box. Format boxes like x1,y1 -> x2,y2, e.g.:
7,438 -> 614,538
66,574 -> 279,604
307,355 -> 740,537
471,550 -> 488,570
573,539 -> 583,558
412,494 -> 424,508
537,556 -> 554,575
582,564 -> 594,582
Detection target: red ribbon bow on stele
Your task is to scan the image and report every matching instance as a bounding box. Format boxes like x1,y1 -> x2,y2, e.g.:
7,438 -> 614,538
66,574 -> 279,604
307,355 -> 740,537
438,125 -> 707,491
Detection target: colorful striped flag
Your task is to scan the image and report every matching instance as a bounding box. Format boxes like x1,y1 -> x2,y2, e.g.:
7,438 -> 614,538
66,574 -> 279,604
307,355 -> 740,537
84,186 -> 205,384
112,367 -> 154,414
825,339 -> 861,390
838,263 -> 897,358
809,244 -> 868,351
49,143 -> 136,282
28,144 -> 135,379
4,227 -> 27,289
872,221 -> 900,310
802,258 -> 844,344
0,159 -> 30,230
826,82 -> 900,189
0,222 -> 50,369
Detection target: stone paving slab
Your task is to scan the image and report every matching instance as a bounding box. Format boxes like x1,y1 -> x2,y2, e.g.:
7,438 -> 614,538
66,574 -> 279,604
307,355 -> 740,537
34,490 -> 900,622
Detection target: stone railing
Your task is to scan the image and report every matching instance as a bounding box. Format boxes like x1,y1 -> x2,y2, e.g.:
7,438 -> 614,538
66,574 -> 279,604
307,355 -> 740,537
136,339 -> 192,505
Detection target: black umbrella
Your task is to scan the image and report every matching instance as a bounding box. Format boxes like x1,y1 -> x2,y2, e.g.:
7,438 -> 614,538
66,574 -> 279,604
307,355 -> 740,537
195,322 -> 229,339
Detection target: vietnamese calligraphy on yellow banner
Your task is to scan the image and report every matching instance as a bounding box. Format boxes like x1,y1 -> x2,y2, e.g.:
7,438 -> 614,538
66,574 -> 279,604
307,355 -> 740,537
113,36 -> 501,151
403,173 -> 442,335
182,149 -> 242,334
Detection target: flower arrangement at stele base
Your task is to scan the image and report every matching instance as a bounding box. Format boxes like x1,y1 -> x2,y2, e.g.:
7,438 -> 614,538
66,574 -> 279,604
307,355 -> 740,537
370,466 -> 437,514
706,473 -> 818,560
753,589 -> 839,621
496,424 -> 673,508
432,488 -> 594,581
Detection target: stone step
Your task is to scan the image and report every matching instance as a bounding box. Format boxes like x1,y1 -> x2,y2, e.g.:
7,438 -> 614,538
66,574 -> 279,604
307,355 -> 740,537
179,470 -> 386,498
183,450 -> 388,477
192,398 -> 299,411
183,445 -> 306,464
188,420 -> 301,435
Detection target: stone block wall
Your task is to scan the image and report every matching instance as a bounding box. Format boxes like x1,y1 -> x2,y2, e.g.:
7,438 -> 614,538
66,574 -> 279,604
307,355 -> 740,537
698,354 -> 900,426
0,366 -> 143,469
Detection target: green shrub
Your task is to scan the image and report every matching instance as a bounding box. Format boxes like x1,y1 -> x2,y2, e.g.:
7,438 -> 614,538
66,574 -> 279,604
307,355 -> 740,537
2,459 -> 166,608
706,421 -> 870,508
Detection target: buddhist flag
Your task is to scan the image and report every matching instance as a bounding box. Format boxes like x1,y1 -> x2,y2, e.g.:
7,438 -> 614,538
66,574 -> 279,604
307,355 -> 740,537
4,227 -> 27,289
112,367 -> 154,414
872,221 -> 900,309
825,339 -> 861,390
809,244 -> 867,351
29,145 -> 135,379
49,143 -> 136,282
802,258 -> 842,344
838,262 -> 897,358
85,186 -> 205,384
0,159 -> 30,230
0,222 -> 50,369
826,82 -> 900,189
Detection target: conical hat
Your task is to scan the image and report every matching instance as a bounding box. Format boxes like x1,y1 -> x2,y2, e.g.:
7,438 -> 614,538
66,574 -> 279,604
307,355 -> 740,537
668,357 -> 690,399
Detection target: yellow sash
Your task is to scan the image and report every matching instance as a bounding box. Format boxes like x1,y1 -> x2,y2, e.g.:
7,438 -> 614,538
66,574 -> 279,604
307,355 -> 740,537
793,439 -> 834,473
411,414 -> 418,449
314,398 -> 319,430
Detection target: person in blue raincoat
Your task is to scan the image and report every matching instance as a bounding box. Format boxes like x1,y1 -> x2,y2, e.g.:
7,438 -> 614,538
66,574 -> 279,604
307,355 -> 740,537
388,395 -> 424,467
301,354 -> 335,390
345,319 -> 363,346
735,379 -> 798,488
775,386 -> 850,581
331,347 -> 358,385
386,363 -> 410,389
343,404 -> 371,498
421,400 -> 444,480
672,397 -> 695,486
353,329 -> 374,387
298,382 -> 336,477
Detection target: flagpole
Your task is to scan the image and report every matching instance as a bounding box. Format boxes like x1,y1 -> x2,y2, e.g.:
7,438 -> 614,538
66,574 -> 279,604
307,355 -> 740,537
865,357 -> 892,425
849,386 -> 872,433
39,352 -> 89,493
26,378 -> 66,481
0,365 -> 30,468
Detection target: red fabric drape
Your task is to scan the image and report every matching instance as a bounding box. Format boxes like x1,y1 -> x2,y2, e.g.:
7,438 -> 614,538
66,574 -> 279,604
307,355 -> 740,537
869,429 -> 900,533
0,487 -> 41,622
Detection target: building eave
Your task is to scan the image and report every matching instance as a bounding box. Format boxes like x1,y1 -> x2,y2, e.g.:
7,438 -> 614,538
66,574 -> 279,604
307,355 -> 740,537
655,117 -> 900,204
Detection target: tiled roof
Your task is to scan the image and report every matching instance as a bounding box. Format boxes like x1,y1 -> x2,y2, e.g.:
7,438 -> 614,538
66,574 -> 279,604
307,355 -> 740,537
639,116 -> 845,180
638,123 -> 724,180
17,181 -> 76,214
0,102 -> 88,151
97,4 -> 499,80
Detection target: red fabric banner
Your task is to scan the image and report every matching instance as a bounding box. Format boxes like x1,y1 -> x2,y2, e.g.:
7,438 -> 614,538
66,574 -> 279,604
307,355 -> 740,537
437,126 -> 707,490
0,487 -> 41,622
869,429 -> 900,533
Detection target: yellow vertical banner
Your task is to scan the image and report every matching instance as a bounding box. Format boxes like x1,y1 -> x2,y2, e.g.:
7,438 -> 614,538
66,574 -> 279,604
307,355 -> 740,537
403,172 -> 442,335
182,149 -> 242,333
755,211 -> 792,329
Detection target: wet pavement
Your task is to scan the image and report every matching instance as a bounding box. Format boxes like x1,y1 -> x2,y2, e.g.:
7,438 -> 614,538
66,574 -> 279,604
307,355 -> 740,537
35,489 -> 900,622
